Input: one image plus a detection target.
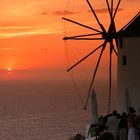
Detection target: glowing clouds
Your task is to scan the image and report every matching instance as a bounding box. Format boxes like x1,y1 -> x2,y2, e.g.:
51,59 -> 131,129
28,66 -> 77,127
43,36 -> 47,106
0,0 -> 65,39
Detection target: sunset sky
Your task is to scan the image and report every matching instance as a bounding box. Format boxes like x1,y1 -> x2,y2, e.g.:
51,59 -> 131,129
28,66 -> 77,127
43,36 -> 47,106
0,0 -> 139,80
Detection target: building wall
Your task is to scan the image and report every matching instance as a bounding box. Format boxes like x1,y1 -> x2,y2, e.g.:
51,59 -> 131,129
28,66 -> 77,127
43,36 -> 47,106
118,37 -> 140,113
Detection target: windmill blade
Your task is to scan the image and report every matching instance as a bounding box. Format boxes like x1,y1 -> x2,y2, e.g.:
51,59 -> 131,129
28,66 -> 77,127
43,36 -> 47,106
67,43 -> 104,72
108,46 -> 112,114
63,33 -> 101,40
113,0 -> 121,19
62,17 -> 102,33
86,0 -> 106,33
111,0 -> 113,16
113,47 -> 118,56
106,0 -> 112,19
63,37 -> 104,40
84,42 -> 106,109
119,11 -> 140,31
115,37 -> 119,48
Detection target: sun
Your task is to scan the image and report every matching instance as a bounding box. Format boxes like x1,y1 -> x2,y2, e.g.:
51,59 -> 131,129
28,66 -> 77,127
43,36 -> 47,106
7,68 -> 12,72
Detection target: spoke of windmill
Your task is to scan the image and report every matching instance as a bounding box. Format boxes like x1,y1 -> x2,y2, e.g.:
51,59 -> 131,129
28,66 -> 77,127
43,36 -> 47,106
119,11 -> 140,31
106,0 -> 112,19
84,42 -> 106,110
67,43 -> 104,72
62,17 -> 102,33
115,37 -> 119,48
113,0 -> 121,19
86,0 -> 106,32
113,46 -> 118,56
111,0 -> 113,16
63,33 -> 101,39
108,47 -> 112,114
63,37 -> 104,40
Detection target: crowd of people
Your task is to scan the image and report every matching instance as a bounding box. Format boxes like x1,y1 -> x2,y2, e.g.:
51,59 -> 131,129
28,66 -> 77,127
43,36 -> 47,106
71,107 -> 140,140
99,107 -> 140,140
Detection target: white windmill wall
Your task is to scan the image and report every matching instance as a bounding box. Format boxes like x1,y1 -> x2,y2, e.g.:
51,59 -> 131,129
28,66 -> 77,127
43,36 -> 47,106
118,37 -> 140,113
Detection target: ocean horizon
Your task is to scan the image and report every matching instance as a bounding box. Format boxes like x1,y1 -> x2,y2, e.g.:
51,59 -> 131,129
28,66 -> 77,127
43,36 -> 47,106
0,79 -> 117,139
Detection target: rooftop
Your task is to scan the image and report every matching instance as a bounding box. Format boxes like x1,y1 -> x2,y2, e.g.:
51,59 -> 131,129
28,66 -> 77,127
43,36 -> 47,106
119,12 -> 140,37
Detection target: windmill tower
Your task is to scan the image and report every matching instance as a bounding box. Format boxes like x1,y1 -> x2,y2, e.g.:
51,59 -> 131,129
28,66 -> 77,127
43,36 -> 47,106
118,13 -> 140,113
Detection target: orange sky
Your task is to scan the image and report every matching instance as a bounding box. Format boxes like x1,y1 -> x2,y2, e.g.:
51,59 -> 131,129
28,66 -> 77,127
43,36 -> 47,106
0,0 -> 139,80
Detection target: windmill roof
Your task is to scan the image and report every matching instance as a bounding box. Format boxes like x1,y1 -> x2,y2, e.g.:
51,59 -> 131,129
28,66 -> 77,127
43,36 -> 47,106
119,12 -> 140,37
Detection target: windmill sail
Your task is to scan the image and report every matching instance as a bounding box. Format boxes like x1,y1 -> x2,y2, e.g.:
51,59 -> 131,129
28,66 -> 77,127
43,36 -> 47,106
63,0 -> 140,114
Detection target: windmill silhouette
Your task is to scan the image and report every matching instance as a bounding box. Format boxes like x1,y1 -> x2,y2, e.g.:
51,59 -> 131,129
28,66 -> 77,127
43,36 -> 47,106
62,0 -> 140,113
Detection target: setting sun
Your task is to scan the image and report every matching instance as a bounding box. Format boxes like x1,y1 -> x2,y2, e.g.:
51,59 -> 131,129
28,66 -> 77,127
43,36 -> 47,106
7,68 -> 12,72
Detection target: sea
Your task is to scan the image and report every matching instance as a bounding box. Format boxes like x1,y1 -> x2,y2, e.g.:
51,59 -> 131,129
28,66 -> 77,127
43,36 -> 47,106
0,79 -> 116,140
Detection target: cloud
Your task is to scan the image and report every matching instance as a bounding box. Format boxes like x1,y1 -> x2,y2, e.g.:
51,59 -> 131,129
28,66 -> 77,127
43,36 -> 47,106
0,48 -> 14,51
52,8 -> 123,16
0,27 -> 62,39
41,12 -> 47,15
0,26 -> 33,30
53,10 -> 75,15
88,8 -> 123,13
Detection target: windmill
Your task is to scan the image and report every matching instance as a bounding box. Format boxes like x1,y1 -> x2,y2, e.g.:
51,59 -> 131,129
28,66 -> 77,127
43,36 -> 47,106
62,0 -> 139,113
